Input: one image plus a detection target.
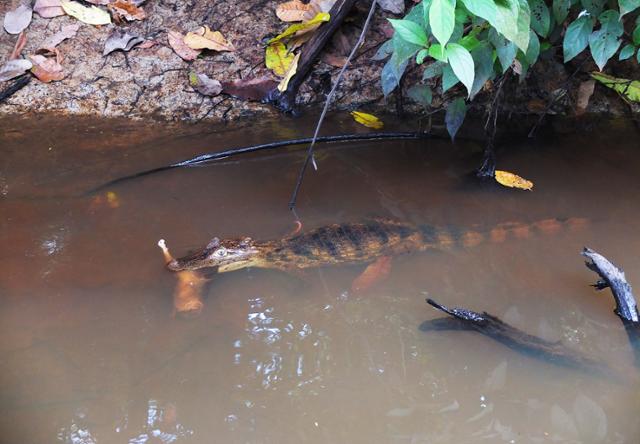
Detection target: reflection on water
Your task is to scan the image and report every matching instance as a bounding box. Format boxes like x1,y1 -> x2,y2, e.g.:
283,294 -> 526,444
1,115 -> 640,443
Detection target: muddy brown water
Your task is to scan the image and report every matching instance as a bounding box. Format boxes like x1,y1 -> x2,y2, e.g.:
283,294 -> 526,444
1,115 -> 640,443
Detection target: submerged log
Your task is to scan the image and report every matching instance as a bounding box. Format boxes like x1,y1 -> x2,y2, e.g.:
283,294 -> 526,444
582,247 -> 640,367
421,298 -> 612,377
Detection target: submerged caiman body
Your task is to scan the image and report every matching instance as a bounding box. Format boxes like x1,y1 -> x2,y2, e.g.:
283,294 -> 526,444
167,217 -> 584,273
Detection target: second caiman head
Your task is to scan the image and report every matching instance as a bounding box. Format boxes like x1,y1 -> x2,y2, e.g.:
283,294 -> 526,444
166,237 -> 260,272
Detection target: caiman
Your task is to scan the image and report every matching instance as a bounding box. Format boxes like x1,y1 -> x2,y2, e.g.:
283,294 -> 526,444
163,217 -> 586,273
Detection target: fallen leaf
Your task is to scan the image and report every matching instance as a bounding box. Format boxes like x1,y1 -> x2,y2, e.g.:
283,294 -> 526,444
167,30 -> 201,61
103,29 -> 144,55
136,39 -> 156,49
85,0 -> 110,4
221,76 -> 278,101
494,170 -> 533,190
591,72 -> 640,103
29,54 -> 65,83
350,111 -> 384,129
39,24 -> 80,52
0,59 -> 33,82
10,31 -> 27,60
107,0 -> 146,22
158,239 -> 207,317
34,0 -> 65,18
576,80 -> 595,115
321,52 -> 347,67
60,0 -> 111,25
351,256 -> 392,293
268,12 -> 330,44
3,4 -> 33,35
378,0 -> 405,14
311,0 -> 337,12
184,26 -> 235,51
277,51 -> 300,92
265,41 -> 295,76
276,0 -> 316,22
189,71 -> 222,96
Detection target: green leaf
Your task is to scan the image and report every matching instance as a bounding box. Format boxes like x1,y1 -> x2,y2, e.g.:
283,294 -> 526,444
460,34 -> 481,51
446,43 -> 475,96
563,15 -> 595,62
422,0 -> 432,26
515,0 -> 531,51
494,0 -> 520,45
445,97 -> 467,140
589,10 -> 623,70
489,28 -> 517,72
407,84 -> 433,107
430,0 -> 456,46
381,54 -> 408,96
416,48 -> 429,64
388,19 -> 428,46
581,0 -> 606,16
392,33 -> 422,65
460,0 -> 497,25
552,0 -> 571,23
619,0 -> 640,16
470,42 -> 495,98
372,40 -> 393,61
619,44 -> 636,60
429,44 -> 448,61
442,64 -> 460,91
529,0 -> 550,37
525,30 -> 540,64
423,61 -> 445,79
633,21 -> 640,46
591,72 -> 640,102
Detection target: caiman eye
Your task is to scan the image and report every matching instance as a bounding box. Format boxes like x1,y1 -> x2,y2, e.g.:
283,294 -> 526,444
215,248 -> 227,257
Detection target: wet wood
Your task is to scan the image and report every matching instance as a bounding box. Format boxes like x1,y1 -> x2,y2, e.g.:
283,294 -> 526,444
582,247 -> 640,367
266,0 -> 358,113
422,298 -> 613,377
0,75 -> 30,104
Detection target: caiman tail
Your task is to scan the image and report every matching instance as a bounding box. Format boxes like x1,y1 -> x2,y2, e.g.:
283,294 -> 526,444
164,217 -> 588,273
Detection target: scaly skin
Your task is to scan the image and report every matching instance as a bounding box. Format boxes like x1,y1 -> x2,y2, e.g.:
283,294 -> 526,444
166,217 -> 584,273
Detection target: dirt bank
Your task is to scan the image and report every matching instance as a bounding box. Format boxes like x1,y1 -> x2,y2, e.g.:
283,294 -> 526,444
0,0 -> 634,123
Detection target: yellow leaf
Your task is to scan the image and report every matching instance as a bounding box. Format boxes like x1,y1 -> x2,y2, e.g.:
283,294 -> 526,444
350,111 -> 384,129
60,0 -> 111,25
265,42 -> 295,76
494,170 -> 533,190
268,12 -> 330,44
277,51 -> 300,92
106,191 -> 120,208
591,72 -> 640,103
276,0 -> 316,22
184,25 -> 235,51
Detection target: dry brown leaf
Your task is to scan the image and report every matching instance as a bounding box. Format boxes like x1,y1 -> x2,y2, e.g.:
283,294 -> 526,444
107,0 -> 146,22
39,24 -> 80,53
576,80 -> 595,116
136,39 -> 156,49
0,59 -> 33,82
10,31 -> 27,60
351,256 -> 392,293
221,76 -> 278,101
167,30 -> 201,61
29,53 -> 65,83
189,71 -> 222,96
184,26 -> 235,52
321,52 -> 347,67
60,0 -> 111,25
276,0 -> 316,22
103,29 -> 143,55
34,0 -> 65,18
4,4 -> 33,35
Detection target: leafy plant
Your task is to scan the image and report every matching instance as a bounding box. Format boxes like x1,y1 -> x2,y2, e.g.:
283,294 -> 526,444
376,0 -> 640,138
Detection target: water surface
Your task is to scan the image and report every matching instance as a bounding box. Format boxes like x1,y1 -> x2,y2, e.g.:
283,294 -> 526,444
1,115 -> 639,443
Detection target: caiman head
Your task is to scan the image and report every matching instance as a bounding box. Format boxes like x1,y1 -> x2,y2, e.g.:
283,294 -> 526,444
166,237 -> 260,272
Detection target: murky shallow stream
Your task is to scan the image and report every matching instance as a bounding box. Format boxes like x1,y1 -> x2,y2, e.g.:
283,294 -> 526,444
1,115 -> 639,443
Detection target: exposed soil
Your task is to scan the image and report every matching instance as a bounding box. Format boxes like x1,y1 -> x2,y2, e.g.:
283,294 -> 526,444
0,0 -> 635,123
